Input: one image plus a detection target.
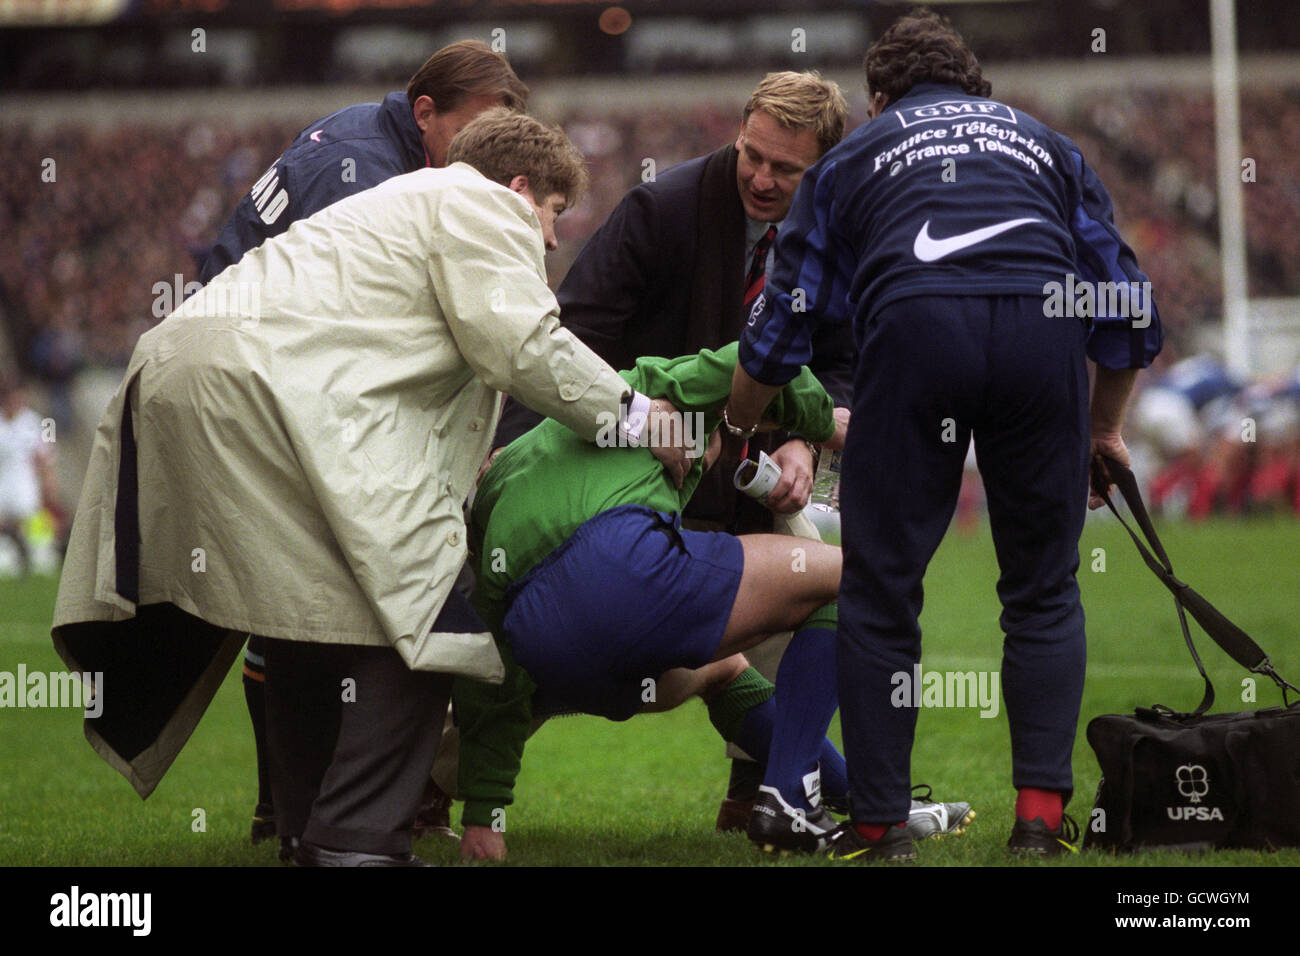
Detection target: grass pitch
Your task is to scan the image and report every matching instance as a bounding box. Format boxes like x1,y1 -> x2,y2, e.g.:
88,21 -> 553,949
1,515 -> 1296,867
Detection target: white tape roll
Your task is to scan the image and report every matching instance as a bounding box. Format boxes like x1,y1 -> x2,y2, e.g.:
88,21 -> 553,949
733,451 -> 782,500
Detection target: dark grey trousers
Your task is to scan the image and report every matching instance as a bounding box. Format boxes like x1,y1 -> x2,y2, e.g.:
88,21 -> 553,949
263,639 -> 451,855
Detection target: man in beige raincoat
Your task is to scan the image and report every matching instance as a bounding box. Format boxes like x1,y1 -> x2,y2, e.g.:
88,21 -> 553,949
51,109 -> 687,866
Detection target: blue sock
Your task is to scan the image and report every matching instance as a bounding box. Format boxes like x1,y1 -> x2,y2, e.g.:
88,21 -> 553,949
732,696 -> 847,808
735,695 -> 774,764
763,625 -> 839,811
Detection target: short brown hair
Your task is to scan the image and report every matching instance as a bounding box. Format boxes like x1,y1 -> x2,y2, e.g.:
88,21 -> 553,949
406,40 -> 529,114
446,108 -> 589,204
864,9 -> 992,103
743,71 -> 848,157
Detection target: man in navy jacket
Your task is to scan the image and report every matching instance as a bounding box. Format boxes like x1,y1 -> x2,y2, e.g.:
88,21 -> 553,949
197,40 -> 528,854
725,10 -> 1162,860
201,40 -> 527,283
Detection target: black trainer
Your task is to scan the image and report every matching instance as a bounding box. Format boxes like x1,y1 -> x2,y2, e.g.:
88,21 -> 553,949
825,823 -> 916,863
1008,814 -> 1080,856
747,786 -> 839,854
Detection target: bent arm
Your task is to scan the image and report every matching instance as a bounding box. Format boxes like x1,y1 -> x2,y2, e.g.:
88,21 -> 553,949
454,638 -> 537,835
430,187 -> 634,442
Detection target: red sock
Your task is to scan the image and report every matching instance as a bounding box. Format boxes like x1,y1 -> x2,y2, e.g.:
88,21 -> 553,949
1015,788 -> 1063,829
854,821 -> 905,841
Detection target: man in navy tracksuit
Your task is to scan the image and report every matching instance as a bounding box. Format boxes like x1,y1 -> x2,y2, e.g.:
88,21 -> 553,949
196,40 -> 528,858
201,40 -> 526,283
724,10 -> 1162,860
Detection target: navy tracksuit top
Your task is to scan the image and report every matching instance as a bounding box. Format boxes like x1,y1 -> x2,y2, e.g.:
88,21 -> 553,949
740,82 -> 1164,383
200,92 -> 428,283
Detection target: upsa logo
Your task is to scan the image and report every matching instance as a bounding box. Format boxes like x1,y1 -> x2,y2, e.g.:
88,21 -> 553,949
1166,764 -> 1223,821
1176,764 -> 1209,803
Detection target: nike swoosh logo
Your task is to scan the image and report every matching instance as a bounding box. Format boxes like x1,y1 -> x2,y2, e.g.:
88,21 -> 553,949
310,129 -> 323,142
912,217 -> 1041,262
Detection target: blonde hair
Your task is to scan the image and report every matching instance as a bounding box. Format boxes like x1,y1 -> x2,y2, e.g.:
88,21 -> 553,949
743,71 -> 848,156
445,108 -> 589,204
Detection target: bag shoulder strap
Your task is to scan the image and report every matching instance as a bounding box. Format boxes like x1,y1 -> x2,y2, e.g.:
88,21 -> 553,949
1091,455 -> 1299,711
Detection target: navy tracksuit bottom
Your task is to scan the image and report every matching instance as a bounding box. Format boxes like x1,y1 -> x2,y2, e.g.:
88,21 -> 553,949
837,295 -> 1091,823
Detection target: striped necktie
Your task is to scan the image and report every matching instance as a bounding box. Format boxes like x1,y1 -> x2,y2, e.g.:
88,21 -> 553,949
744,225 -> 777,309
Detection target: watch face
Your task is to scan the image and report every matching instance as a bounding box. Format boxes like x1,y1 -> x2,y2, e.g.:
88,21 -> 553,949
722,408 -> 755,438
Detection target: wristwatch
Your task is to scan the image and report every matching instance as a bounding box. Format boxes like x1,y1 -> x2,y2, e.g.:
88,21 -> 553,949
720,405 -> 758,441
795,435 -> 820,466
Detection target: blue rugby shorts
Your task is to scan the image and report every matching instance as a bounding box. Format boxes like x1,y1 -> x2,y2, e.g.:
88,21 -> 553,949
502,505 -> 744,721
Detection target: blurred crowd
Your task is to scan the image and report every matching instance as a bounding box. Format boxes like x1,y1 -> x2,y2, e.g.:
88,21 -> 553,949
2,85 -> 1299,518
0,120 -> 290,375
1130,354 -> 1300,518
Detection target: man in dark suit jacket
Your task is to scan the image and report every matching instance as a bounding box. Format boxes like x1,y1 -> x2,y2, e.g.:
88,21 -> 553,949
488,71 -> 854,839
497,71 -> 852,526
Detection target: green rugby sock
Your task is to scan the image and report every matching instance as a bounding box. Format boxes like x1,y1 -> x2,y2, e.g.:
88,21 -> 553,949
707,666 -> 774,745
